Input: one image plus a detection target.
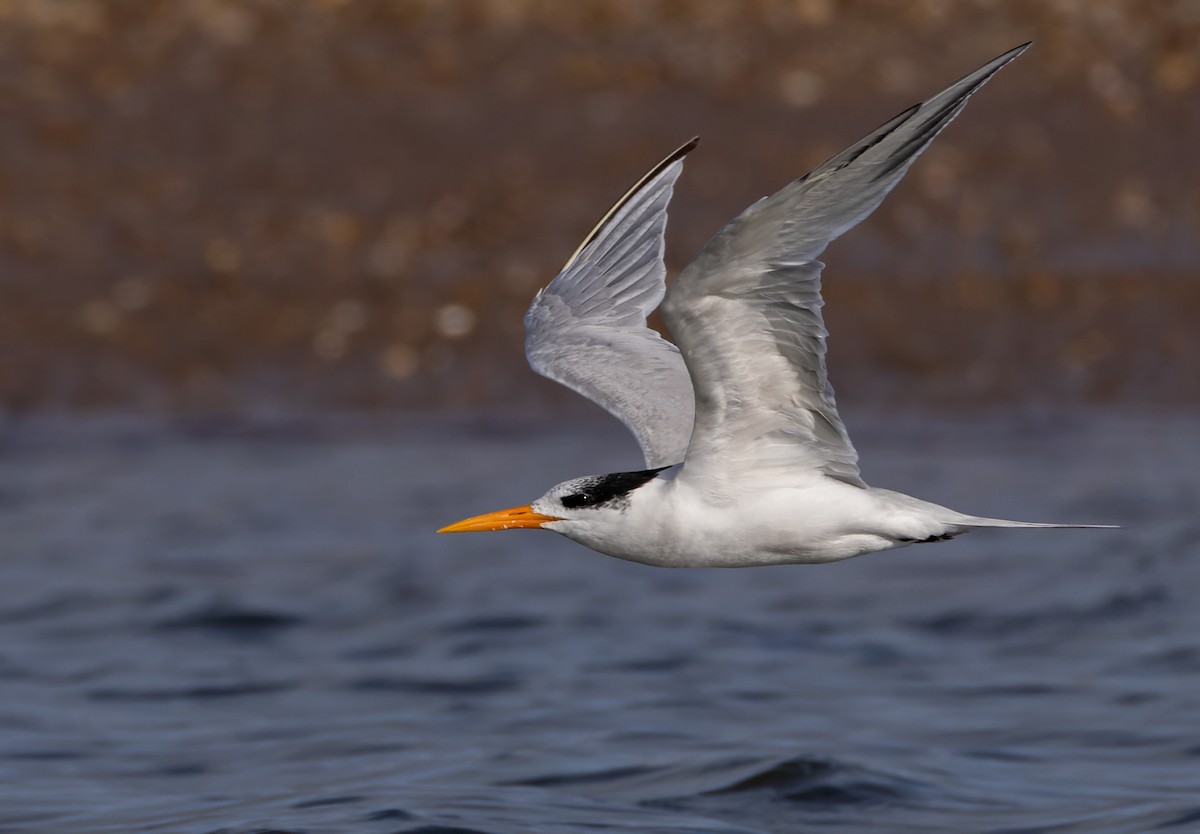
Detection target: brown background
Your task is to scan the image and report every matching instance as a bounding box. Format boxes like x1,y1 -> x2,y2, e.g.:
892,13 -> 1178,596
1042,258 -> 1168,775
0,0 -> 1197,413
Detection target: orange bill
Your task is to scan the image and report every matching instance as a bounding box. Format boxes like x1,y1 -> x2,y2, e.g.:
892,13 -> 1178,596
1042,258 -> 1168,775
438,504 -> 561,533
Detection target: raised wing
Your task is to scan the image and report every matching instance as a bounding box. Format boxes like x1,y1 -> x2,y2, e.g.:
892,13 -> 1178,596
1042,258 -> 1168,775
662,45 -> 1029,490
525,139 -> 699,468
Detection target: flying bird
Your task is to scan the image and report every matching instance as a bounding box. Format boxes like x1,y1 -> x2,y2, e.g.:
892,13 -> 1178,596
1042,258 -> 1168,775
440,43 -> 1113,567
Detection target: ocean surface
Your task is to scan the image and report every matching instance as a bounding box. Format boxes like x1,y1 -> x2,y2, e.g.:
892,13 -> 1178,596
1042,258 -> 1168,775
0,408 -> 1197,833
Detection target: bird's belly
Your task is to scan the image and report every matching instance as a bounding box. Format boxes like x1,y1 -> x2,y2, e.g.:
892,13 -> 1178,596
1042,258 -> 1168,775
589,485 -> 902,568
611,526 -> 897,568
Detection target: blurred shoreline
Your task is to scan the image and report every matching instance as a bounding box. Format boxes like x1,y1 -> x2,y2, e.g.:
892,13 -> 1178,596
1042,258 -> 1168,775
0,0 -> 1196,412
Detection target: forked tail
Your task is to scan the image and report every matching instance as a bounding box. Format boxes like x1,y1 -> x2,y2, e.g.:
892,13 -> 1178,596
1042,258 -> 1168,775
954,516 -> 1119,530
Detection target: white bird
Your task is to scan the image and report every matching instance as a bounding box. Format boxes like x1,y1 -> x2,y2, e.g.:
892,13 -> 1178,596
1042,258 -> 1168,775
439,43 -> 1114,567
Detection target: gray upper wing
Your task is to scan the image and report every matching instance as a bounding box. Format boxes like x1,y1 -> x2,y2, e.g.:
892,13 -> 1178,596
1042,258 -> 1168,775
525,139 -> 699,468
662,45 -> 1029,489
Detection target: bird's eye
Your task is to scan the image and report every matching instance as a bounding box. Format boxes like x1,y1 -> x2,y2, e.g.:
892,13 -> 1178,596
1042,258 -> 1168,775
562,491 -> 592,509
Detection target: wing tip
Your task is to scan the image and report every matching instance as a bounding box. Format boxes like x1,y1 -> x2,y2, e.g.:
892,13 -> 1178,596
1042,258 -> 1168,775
991,40 -> 1033,71
966,40 -> 1033,90
560,137 -> 699,272
655,136 -> 701,173
975,41 -> 1032,82
675,135 -> 701,159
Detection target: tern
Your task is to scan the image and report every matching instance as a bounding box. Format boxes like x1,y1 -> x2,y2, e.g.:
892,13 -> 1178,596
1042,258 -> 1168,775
440,43 -> 1113,567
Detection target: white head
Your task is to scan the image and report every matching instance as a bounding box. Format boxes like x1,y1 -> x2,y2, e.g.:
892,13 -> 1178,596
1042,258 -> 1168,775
438,468 -> 668,550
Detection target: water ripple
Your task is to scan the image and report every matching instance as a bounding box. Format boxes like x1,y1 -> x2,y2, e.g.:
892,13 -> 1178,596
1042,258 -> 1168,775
1,414 -> 1197,833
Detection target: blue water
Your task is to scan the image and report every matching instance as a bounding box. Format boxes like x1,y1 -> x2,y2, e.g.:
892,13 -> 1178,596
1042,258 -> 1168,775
0,409 -> 1196,833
